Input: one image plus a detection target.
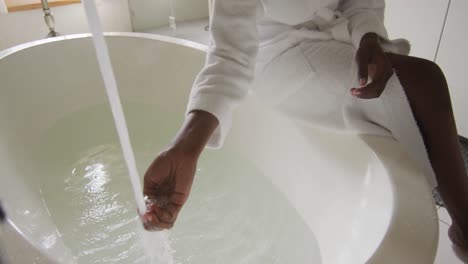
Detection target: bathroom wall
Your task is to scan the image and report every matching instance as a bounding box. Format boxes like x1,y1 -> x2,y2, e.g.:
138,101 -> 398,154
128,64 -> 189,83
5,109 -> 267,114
128,0 -> 208,31
435,0 -> 468,137
385,0 -> 449,61
0,0 -> 132,51
385,0 -> 468,137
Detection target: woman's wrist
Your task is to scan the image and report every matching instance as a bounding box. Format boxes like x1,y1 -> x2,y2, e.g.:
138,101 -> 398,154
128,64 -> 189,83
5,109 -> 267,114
169,110 -> 219,159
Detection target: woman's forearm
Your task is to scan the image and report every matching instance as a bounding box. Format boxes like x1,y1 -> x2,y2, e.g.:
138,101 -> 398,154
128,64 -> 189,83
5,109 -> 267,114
170,110 -> 219,159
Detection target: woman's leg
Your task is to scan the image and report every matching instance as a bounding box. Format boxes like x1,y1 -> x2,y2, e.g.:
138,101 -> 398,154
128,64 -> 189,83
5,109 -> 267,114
386,52 -> 468,249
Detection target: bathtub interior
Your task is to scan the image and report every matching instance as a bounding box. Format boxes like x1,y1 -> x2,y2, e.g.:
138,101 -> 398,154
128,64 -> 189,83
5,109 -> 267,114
0,35 -> 322,263
229,99 -> 396,263
0,34 -> 398,263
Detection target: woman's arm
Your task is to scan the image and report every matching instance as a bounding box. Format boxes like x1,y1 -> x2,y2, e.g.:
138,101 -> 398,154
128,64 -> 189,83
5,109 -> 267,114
170,110 -> 219,159
186,0 -> 259,149
340,0 -> 394,99
142,0 -> 259,230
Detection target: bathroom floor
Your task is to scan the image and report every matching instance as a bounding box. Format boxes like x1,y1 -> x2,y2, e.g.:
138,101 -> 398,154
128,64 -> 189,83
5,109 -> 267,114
436,206 -> 468,263
141,22 -> 468,264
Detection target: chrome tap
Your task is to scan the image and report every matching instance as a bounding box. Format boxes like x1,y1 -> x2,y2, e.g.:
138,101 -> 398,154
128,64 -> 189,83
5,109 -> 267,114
41,0 -> 60,37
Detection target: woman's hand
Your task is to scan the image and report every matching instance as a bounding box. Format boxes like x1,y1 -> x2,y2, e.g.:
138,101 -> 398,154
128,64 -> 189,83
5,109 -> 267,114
351,32 -> 394,99
142,148 -> 197,231
141,110 -> 218,231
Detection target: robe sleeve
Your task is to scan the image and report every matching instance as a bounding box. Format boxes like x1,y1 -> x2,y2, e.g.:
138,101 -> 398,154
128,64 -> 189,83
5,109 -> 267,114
186,0 -> 259,149
339,0 -> 388,48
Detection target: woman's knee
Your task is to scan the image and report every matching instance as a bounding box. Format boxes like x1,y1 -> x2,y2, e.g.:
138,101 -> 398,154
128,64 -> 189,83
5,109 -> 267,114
388,54 -> 452,112
415,58 -> 445,83
388,53 -> 444,83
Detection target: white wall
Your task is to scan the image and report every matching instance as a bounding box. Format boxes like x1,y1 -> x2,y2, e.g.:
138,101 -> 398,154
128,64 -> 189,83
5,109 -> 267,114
436,0 -> 468,137
0,0 -> 7,13
129,0 -> 208,31
0,0 -> 132,51
385,0 -> 449,61
385,0 -> 468,137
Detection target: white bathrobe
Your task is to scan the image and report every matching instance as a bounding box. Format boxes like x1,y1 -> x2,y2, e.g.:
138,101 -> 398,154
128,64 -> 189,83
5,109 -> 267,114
186,0 -> 437,188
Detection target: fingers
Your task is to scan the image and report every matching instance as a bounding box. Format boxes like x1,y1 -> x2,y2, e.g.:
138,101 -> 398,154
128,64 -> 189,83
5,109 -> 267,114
351,81 -> 384,99
352,51 -> 394,99
141,185 -> 188,231
141,150 -> 196,232
142,211 -> 173,231
153,203 -> 179,223
368,64 -> 377,81
356,48 -> 372,86
142,202 -> 181,231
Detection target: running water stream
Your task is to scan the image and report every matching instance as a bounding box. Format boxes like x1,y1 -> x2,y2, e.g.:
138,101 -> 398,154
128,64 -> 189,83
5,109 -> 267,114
81,0 -> 174,262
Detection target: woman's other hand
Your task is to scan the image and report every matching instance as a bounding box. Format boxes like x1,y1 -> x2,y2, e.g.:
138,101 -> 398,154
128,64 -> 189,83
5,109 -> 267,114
351,32 -> 394,99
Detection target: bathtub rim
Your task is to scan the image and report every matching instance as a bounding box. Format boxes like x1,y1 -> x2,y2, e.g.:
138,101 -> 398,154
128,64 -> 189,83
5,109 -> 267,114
0,32 -> 208,61
358,135 -> 439,263
0,32 -> 439,264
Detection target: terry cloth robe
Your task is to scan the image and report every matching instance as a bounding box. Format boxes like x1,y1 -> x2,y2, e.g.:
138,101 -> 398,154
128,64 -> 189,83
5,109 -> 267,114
186,0 -> 437,188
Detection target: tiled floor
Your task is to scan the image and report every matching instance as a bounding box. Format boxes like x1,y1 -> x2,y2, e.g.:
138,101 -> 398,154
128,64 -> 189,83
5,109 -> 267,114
435,206 -> 468,263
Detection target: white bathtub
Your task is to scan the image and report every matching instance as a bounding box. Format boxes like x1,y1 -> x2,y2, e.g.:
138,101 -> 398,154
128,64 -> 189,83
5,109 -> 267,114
0,33 -> 438,264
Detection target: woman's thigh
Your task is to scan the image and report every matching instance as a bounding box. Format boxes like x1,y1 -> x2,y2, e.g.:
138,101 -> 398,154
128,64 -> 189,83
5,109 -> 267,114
259,40 -> 360,131
257,41 -> 438,187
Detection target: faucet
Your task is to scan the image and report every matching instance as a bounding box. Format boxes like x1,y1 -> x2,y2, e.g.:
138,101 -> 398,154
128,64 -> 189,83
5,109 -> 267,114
41,0 -> 59,37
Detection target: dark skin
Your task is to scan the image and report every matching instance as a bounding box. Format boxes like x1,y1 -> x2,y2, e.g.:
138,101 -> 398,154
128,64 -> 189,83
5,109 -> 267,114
142,32 -> 468,251
141,110 -> 218,231
353,33 -> 468,250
